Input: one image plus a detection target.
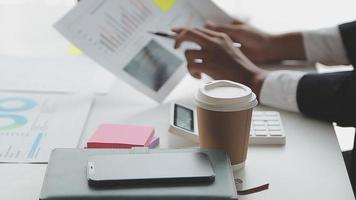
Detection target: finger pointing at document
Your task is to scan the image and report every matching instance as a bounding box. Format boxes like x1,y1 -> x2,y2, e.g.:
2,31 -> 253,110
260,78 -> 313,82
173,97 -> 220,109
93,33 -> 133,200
172,27 -> 268,97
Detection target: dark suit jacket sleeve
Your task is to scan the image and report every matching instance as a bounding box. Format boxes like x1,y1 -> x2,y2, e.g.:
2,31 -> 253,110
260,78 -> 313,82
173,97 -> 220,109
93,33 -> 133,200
296,21 -> 356,127
297,71 -> 356,127
339,21 -> 356,66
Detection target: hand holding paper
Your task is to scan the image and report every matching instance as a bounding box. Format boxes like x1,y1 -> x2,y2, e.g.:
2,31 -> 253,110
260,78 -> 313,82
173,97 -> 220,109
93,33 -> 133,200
55,0 -> 233,102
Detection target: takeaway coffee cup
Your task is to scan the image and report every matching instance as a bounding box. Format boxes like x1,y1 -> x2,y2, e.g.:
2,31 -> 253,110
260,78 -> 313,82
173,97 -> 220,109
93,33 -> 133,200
194,80 -> 258,171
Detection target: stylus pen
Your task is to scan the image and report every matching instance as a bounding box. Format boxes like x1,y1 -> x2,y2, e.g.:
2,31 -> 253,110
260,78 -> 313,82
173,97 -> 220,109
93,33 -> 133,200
149,31 -> 242,48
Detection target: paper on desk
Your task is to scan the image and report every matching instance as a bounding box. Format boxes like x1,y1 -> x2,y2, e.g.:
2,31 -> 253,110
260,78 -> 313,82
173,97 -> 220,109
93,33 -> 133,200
54,0 -> 233,102
0,92 -> 93,163
0,56 -> 116,95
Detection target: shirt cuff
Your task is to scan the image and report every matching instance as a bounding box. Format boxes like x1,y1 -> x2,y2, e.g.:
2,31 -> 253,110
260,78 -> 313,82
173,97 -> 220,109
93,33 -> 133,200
260,70 -> 306,112
303,26 -> 350,65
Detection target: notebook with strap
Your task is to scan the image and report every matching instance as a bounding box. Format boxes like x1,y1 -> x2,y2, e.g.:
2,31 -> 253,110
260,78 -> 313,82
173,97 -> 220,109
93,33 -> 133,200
39,148 -> 238,200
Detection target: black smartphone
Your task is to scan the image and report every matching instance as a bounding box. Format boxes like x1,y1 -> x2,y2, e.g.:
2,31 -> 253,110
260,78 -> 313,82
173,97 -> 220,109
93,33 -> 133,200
87,152 -> 215,187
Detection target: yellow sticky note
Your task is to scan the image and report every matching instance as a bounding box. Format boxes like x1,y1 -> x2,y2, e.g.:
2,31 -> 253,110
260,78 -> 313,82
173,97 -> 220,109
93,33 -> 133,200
68,44 -> 82,55
153,0 -> 176,12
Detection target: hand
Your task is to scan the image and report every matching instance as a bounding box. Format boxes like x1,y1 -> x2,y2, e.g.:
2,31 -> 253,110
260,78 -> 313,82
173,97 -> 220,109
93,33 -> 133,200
173,27 -> 267,97
206,20 -> 305,64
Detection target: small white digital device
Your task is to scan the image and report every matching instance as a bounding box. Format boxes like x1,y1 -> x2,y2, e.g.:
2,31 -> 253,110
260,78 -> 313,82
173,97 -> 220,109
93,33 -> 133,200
169,103 -> 199,143
169,103 -> 286,145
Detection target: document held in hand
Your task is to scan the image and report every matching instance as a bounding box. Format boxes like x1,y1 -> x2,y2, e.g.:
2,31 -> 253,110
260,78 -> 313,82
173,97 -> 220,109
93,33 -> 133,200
55,0 -> 233,102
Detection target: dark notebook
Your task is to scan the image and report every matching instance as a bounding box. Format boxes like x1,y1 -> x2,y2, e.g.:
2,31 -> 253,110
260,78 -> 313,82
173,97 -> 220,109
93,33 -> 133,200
40,148 -> 238,200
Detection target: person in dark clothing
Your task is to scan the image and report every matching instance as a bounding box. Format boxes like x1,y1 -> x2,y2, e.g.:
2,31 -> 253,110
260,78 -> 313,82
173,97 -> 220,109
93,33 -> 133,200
173,20 -> 356,194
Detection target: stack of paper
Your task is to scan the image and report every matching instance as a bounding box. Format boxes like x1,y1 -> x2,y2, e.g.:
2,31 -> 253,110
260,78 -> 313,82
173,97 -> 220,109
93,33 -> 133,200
87,124 -> 159,149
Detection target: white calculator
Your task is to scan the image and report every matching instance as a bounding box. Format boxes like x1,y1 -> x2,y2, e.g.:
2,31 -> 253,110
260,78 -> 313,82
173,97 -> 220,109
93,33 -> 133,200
249,111 -> 285,145
169,103 -> 286,145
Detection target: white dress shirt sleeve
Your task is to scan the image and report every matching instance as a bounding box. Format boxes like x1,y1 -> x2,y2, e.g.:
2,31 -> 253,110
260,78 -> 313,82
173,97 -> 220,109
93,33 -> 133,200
259,26 -> 349,112
259,70 -> 306,112
303,26 -> 350,65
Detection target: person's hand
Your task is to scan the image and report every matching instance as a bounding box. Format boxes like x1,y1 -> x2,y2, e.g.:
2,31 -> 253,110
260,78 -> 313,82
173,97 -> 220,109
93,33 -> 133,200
205,20 -> 305,64
173,27 -> 267,97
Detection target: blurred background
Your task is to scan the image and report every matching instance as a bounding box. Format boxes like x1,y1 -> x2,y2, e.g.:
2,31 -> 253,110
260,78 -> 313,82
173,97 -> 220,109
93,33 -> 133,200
0,0 -> 355,150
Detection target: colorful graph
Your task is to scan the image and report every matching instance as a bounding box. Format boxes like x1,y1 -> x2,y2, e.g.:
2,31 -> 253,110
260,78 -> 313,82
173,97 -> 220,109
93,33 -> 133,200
0,114 -> 28,131
0,97 -> 37,112
0,97 -> 37,131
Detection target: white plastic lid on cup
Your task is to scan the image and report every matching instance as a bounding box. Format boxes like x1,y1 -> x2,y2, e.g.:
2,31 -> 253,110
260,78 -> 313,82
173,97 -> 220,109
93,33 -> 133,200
195,80 -> 258,112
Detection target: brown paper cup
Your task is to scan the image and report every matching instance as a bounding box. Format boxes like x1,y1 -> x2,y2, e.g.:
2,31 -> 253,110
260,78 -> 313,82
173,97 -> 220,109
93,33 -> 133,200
195,80 -> 257,171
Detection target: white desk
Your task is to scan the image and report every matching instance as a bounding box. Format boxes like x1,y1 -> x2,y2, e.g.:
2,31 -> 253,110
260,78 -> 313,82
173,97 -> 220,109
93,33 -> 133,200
0,0 -> 355,199
0,75 -> 354,200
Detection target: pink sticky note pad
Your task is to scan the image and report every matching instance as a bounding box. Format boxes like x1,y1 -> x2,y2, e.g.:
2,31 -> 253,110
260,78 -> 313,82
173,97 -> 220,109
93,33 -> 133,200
87,124 -> 155,148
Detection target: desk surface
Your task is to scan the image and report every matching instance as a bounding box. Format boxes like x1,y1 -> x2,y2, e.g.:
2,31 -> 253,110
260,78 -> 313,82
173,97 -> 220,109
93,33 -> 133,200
0,75 -> 354,200
0,1 -> 355,199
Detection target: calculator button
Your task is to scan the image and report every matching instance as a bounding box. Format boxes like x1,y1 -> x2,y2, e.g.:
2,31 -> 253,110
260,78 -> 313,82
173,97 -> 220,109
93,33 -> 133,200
265,112 -> 278,116
253,126 -> 266,131
270,131 -> 283,136
253,112 -> 263,116
252,116 -> 266,121
264,117 -> 279,121
253,121 -> 265,125
254,131 -> 268,136
267,121 -> 280,125
268,126 -> 282,131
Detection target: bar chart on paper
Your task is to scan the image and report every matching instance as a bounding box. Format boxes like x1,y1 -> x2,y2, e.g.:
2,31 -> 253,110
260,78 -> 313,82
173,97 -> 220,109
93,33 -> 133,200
69,0 -> 156,56
0,97 -> 42,161
0,93 -> 93,163
55,0 -> 233,101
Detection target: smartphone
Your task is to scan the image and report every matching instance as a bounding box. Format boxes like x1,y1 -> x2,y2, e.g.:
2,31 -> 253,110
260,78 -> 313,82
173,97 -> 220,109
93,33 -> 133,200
87,152 -> 215,187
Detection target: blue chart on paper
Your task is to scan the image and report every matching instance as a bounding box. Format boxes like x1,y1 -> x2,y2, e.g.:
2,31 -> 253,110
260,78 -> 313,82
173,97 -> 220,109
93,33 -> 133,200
0,97 -> 37,131
27,133 -> 44,159
0,97 -> 37,112
0,96 -> 44,161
